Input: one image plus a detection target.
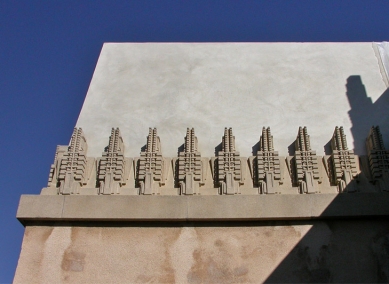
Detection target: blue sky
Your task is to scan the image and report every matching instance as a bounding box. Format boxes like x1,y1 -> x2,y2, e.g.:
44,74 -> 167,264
1,0 -> 388,281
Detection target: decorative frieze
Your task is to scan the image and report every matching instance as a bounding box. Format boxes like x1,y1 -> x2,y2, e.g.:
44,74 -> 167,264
256,127 -> 281,194
178,128 -> 203,195
294,127 -> 320,194
366,126 -> 389,191
48,128 -> 95,195
43,126 -> 386,196
138,128 -> 166,195
330,126 -> 358,192
217,128 -> 242,195
97,128 -> 132,195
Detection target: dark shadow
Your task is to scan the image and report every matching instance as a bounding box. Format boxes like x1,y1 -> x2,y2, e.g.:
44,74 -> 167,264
251,142 -> 260,187
213,158 -> 219,189
288,141 -> 296,156
214,143 -> 222,188
252,157 -> 258,187
212,143 -> 220,190
264,220 -> 389,283
214,142 -> 222,155
264,183 -> 389,283
135,158 -> 141,188
174,158 -> 179,189
137,145 -> 146,188
177,143 -> 184,155
325,155 -> 336,187
346,75 -> 389,154
323,140 -> 332,156
264,76 -> 389,282
252,141 -> 260,156
175,144 -> 184,189
287,139 -> 299,187
140,144 -> 147,152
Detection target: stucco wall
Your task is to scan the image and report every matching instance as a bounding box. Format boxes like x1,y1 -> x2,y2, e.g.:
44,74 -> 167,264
76,43 -> 388,157
14,220 -> 389,283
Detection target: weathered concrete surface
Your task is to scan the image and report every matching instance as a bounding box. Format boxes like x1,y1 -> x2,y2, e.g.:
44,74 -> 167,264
14,220 -> 389,283
76,43 -> 388,157
17,193 -> 389,222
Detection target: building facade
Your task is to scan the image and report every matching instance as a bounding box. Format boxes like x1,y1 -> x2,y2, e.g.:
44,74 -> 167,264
15,42 -> 389,283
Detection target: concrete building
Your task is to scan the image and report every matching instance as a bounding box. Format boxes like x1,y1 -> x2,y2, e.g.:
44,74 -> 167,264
14,42 -> 389,283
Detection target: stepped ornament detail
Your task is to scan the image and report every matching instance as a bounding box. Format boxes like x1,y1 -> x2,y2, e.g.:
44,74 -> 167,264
294,127 -> 320,193
98,128 -> 131,194
55,128 -> 91,194
257,127 -> 281,194
178,128 -> 203,195
43,126 -> 389,196
217,128 -> 242,194
138,128 -> 165,194
330,126 -> 358,192
47,145 -> 67,186
366,126 -> 389,191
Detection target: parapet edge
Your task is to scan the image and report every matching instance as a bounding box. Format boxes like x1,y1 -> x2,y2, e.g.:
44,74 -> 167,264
17,193 -> 389,225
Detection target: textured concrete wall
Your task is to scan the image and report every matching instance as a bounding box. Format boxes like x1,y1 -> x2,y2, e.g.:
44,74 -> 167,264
14,220 -> 389,283
76,43 -> 388,157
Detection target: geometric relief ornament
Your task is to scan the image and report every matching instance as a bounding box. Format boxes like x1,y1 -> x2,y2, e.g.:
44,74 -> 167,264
256,127 -> 281,194
330,126 -> 358,192
138,128 -> 165,195
97,128 -> 132,195
366,126 -> 389,191
178,128 -> 203,195
48,128 -> 94,195
294,127 -> 320,194
217,128 -> 242,195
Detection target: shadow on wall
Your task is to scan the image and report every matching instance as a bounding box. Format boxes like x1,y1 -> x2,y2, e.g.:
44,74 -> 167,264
264,184 -> 389,283
263,77 -> 389,283
346,75 -> 389,154
263,217 -> 389,283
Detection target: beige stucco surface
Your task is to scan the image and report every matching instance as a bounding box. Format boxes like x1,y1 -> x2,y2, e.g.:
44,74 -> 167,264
14,220 -> 389,283
76,43 -> 388,157
16,193 -> 389,222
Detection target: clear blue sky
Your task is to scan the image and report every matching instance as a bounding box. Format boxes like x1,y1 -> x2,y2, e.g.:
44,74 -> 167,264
0,0 -> 388,281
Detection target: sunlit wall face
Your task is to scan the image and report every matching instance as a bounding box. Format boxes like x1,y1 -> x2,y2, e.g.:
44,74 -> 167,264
77,43 -> 388,158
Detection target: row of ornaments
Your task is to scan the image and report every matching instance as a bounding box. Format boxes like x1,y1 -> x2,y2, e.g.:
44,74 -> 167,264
46,126 -> 389,195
